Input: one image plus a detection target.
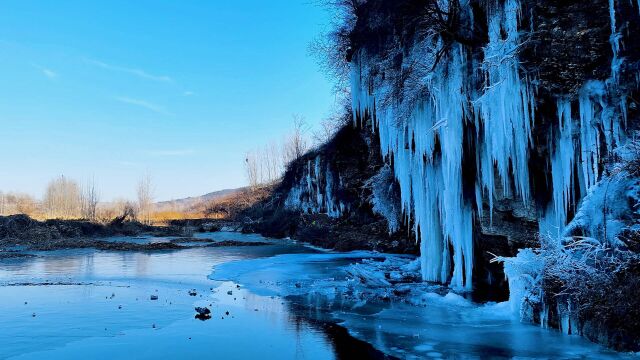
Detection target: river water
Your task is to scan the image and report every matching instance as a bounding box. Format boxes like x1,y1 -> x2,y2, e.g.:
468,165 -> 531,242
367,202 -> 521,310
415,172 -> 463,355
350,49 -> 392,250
0,232 -> 633,359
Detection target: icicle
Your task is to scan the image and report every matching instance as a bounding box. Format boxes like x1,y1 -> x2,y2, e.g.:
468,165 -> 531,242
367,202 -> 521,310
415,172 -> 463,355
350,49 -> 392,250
351,42 -> 474,290
349,0 -> 535,291
578,81 -> 604,192
543,99 -> 576,239
609,0 -> 623,83
540,298 -> 549,329
475,0 -> 534,209
284,156 -> 343,218
559,302 -> 571,335
577,80 -> 625,194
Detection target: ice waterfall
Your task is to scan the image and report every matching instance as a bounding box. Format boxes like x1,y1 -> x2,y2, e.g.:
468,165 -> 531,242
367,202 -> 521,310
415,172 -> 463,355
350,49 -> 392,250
351,0 -> 533,290
284,155 -> 345,218
541,0 -> 628,240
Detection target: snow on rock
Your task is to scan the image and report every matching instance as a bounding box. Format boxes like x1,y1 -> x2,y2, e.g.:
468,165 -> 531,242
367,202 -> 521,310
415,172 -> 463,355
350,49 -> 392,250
497,248 -> 544,321
564,170 -> 640,245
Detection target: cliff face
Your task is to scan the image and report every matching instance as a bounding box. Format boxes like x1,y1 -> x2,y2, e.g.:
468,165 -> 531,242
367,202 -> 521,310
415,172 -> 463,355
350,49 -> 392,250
250,0 -> 640,349
245,121 -> 418,254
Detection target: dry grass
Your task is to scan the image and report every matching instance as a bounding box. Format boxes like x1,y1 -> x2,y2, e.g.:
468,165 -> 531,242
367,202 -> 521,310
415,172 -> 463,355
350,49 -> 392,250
204,185 -> 274,220
149,210 -> 207,224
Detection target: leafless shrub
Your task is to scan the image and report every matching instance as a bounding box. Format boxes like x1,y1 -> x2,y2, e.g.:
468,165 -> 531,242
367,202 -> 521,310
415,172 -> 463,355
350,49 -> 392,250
309,0 -> 359,91
282,114 -> 311,165
43,175 -> 82,219
245,115 -> 312,188
80,177 -> 100,221
137,174 -> 154,225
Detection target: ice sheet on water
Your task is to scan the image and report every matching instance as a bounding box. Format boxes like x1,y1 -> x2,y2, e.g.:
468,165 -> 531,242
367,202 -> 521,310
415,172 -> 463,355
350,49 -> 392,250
209,248 -> 633,359
210,251 -> 438,302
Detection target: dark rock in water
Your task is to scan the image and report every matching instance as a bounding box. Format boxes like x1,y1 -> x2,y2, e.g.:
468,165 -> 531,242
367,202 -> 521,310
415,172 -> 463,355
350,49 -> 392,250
392,288 -> 411,297
188,289 -> 197,296
194,306 -> 211,321
227,290 -> 233,295
150,295 -> 158,300
195,307 -> 211,315
207,240 -> 269,247
170,237 -> 214,244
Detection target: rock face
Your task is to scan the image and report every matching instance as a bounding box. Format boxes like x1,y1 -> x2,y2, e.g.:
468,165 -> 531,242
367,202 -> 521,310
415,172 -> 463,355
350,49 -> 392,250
242,120 -> 418,255
247,0 -> 640,350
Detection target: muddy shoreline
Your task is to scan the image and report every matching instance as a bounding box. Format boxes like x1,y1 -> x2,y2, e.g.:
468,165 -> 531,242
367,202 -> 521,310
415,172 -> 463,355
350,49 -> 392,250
0,215 -> 265,253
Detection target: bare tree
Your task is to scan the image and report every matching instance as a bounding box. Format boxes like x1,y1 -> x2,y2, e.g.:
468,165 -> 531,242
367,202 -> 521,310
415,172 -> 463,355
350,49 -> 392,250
0,191 -> 5,216
309,0 -> 359,90
282,114 -> 310,165
243,115 -> 313,188
14,194 -> 38,216
80,177 -> 100,221
0,192 -> 40,217
245,151 -> 260,188
43,175 -> 82,219
136,174 -> 154,225
313,95 -> 351,146
265,140 -> 282,182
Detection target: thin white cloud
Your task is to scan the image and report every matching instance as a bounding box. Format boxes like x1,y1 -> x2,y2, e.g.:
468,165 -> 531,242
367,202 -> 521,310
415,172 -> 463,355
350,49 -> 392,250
115,96 -> 170,115
183,91 -> 195,96
117,161 -> 139,167
32,63 -> 58,79
147,149 -> 196,156
86,58 -> 172,82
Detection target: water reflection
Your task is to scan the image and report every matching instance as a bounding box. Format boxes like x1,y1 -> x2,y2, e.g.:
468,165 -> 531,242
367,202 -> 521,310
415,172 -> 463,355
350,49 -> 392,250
0,234 -> 358,359
0,233 -> 631,359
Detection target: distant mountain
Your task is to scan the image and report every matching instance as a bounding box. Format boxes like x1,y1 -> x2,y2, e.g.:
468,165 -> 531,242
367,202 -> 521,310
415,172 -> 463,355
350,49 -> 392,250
154,188 -> 244,212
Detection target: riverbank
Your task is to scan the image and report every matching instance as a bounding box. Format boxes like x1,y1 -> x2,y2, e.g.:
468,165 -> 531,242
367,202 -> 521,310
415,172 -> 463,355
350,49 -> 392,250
0,215 -> 225,253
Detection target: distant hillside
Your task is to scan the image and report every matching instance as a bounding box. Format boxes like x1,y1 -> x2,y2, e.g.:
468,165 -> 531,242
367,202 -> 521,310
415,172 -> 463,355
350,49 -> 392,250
154,188 -> 244,212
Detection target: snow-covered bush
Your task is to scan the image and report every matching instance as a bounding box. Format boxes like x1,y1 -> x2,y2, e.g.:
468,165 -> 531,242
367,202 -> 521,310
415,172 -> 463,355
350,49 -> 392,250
563,170 -> 640,246
501,144 -> 640,349
542,234 -> 640,346
495,248 -> 544,321
366,165 -> 402,233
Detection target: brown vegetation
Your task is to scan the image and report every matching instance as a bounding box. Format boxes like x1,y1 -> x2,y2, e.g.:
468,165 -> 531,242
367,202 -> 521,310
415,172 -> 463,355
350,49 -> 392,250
203,185 -> 274,220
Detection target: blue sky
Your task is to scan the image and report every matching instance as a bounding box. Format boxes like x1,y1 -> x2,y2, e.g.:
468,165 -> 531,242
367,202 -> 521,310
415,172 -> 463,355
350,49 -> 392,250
0,0 -> 336,201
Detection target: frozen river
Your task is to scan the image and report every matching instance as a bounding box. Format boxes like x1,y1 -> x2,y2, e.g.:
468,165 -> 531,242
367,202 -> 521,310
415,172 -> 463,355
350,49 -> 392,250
0,232 -> 632,359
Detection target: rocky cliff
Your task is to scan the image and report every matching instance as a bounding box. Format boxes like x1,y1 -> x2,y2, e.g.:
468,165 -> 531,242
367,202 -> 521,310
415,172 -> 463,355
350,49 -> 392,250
247,0 -> 640,350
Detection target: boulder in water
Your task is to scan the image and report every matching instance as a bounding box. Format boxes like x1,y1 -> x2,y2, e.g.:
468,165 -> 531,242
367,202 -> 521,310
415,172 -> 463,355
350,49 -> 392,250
194,306 -> 211,321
